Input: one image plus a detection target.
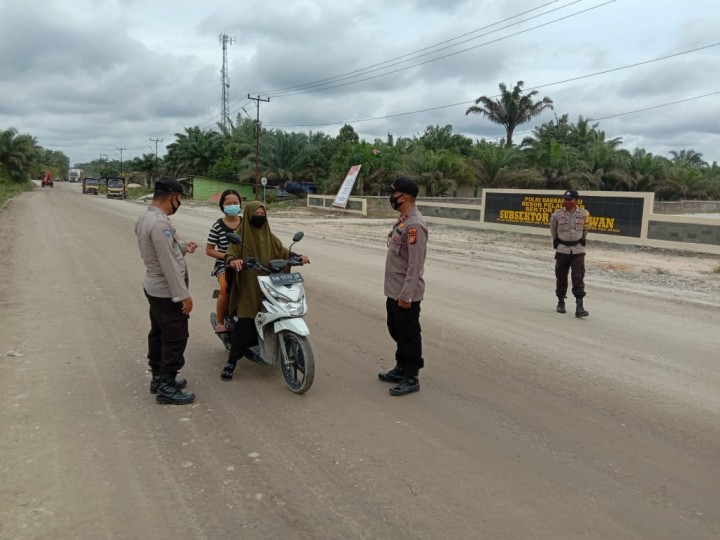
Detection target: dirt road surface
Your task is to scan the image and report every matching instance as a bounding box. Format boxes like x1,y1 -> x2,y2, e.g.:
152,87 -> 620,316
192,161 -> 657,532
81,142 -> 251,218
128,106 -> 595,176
1,183 -> 719,539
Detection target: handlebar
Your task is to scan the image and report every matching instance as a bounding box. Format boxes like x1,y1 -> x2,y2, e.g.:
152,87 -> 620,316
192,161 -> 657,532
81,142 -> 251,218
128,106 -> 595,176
233,256 -> 304,274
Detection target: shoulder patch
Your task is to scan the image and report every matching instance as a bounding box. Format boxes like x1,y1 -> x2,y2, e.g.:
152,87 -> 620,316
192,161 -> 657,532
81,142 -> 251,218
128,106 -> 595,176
408,228 -> 418,244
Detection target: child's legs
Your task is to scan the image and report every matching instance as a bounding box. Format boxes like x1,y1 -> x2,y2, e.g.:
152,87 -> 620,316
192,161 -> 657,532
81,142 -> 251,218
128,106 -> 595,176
216,271 -> 229,324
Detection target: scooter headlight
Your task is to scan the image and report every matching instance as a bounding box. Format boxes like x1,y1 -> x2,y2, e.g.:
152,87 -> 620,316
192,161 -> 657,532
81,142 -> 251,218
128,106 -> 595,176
268,290 -> 304,315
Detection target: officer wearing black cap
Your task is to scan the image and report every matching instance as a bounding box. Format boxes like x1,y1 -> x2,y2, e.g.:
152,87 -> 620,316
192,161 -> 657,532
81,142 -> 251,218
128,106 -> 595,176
550,189 -> 590,317
378,177 -> 428,396
135,177 -> 198,404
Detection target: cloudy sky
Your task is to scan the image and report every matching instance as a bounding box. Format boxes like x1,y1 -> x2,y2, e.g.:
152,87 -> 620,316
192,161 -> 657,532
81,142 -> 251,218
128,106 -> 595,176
1,0 -> 719,166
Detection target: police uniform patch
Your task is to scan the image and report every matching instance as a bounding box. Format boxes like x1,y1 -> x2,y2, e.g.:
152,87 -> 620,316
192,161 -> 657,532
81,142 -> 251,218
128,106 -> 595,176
408,228 -> 417,244
163,227 -> 174,238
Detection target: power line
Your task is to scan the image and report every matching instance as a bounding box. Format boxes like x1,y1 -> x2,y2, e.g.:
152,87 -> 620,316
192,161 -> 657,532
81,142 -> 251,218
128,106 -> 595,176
588,91 -> 720,122
261,0 -> 616,98
262,41 -> 720,128
253,0 -> 573,96
218,0 -> 597,124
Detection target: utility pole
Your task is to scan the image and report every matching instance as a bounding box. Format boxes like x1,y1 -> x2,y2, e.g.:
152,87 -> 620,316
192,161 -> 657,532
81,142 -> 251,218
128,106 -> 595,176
149,138 -> 163,185
219,33 -> 235,131
99,154 -> 108,178
247,94 -> 269,199
116,147 -> 126,176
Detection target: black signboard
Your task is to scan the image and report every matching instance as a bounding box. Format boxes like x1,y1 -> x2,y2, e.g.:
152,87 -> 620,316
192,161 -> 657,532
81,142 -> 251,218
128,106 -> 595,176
484,192 -> 645,238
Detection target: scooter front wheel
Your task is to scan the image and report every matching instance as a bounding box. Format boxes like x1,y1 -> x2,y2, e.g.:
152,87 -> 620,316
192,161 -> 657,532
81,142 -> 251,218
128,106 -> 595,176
277,331 -> 314,394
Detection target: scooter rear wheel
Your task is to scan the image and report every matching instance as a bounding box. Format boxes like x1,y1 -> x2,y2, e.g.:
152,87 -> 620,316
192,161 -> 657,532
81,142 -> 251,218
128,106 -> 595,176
278,331 -> 314,394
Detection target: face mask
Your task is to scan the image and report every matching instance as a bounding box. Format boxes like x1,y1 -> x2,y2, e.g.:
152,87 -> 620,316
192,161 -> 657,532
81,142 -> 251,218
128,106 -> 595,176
170,196 -> 181,214
224,204 -> 241,217
389,194 -> 404,210
250,215 -> 267,228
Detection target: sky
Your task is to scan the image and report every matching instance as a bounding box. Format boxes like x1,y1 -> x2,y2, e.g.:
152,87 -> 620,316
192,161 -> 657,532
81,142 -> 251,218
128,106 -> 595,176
1,0 -> 719,166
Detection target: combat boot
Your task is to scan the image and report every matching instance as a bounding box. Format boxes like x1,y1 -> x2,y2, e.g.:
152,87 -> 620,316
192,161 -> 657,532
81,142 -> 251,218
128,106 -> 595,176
575,298 -> 589,318
556,297 -> 566,314
156,376 -> 195,405
150,374 -> 187,395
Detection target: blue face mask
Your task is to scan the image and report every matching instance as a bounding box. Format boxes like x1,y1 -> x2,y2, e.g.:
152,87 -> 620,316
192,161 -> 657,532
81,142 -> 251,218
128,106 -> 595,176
224,204 -> 241,217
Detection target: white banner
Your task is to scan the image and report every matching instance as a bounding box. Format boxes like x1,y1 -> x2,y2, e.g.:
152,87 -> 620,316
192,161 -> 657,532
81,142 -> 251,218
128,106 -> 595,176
332,164 -> 362,208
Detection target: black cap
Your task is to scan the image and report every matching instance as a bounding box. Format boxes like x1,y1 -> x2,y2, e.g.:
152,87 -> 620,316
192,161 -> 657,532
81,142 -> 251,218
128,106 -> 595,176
563,189 -> 579,200
390,177 -> 419,197
155,177 -> 183,194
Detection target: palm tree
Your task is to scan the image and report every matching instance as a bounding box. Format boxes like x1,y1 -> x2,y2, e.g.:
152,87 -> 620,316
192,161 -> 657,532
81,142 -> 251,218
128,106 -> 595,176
466,81 -> 553,148
471,141 -> 523,192
259,130 -> 312,182
669,149 -> 707,168
164,127 -> 223,177
0,128 -> 40,182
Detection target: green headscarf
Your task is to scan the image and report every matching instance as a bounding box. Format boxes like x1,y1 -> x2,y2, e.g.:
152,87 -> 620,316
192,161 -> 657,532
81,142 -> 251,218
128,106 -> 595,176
225,200 -> 290,318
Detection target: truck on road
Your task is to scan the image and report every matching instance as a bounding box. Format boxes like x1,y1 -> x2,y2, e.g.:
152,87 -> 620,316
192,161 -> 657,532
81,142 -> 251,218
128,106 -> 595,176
106,177 -> 127,199
82,177 -> 99,195
68,169 -> 84,184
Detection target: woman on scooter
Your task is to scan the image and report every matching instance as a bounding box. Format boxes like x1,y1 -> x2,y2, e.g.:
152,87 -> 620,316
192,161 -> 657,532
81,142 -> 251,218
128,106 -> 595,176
205,189 -> 242,334
221,200 -> 309,381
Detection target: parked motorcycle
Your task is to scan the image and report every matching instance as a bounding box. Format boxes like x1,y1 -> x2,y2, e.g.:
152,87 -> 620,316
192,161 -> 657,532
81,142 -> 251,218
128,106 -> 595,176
221,231 -> 315,394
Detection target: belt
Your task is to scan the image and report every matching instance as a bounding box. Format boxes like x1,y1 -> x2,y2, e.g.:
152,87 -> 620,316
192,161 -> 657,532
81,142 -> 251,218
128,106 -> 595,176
558,238 -> 582,246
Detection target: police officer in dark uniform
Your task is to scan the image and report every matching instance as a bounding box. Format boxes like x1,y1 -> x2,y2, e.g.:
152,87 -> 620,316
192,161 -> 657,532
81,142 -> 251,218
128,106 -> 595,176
550,189 -> 590,318
378,177 -> 428,396
135,177 -> 197,404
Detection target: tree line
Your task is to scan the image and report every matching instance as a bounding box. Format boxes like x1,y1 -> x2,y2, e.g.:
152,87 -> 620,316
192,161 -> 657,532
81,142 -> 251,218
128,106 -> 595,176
3,81 -> 719,201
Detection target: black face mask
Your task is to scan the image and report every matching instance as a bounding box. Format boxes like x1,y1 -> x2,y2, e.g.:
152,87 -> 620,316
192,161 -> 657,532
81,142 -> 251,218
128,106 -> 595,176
389,194 -> 404,210
170,196 -> 181,214
250,215 -> 267,228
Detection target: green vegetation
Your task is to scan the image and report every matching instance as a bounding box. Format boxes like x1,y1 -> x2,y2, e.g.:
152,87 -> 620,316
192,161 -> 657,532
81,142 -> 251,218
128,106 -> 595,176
0,178 -> 34,209
3,79 -> 720,202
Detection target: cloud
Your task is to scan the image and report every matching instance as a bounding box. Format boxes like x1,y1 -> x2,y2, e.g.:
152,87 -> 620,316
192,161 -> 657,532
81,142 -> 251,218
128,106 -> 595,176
1,0 -> 719,165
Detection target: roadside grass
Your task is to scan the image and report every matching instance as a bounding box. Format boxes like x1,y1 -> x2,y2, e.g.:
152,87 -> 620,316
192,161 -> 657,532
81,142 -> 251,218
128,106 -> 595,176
0,179 -> 34,209
128,186 -> 151,199
712,265 -> 720,274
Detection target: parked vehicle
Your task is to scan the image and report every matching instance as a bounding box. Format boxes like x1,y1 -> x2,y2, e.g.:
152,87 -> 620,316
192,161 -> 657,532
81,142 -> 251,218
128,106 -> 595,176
82,177 -> 100,195
106,177 -> 127,199
219,231 -> 314,394
285,182 -> 318,195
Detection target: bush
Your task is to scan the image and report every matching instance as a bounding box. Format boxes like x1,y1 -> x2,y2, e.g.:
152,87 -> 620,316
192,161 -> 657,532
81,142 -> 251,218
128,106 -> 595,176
0,179 -> 34,209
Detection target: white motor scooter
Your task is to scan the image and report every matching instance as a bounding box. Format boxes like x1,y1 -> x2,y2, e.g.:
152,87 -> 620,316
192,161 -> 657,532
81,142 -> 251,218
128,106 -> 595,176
225,231 -> 314,394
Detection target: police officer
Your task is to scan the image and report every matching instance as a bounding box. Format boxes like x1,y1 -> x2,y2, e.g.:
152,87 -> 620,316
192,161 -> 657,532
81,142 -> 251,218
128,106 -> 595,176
135,177 -> 197,404
378,177 -> 428,396
550,189 -> 590,318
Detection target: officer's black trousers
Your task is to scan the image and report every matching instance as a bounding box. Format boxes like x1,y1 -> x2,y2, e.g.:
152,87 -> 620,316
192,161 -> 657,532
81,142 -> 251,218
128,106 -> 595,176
386,297 -> 424,377
554,252 -> 586,299
144,290 -> 189,377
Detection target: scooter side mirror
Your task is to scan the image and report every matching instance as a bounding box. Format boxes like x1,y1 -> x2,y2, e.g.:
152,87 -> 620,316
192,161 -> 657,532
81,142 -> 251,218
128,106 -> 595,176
227,232 -> 243,245
292,231 -> 304,242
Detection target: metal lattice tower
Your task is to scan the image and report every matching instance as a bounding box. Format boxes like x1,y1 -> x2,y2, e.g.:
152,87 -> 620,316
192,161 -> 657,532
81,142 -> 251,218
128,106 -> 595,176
219,33 -> 235,130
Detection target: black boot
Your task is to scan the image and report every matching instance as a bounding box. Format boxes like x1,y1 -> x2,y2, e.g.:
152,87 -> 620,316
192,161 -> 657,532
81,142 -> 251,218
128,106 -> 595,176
575,298 -> 589,318
378,367 -> 405,383
389,376 -> 420,396
556,298 -> 566,314
156,376 -> 195,405
150,374 -> 187,395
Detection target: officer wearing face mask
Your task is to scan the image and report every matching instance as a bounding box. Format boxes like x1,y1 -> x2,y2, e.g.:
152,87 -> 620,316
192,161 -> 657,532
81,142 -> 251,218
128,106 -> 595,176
550,189 -> 590,317
135,177 -> 198,405
378,177 -> 428,396
220,200 -> 310,381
